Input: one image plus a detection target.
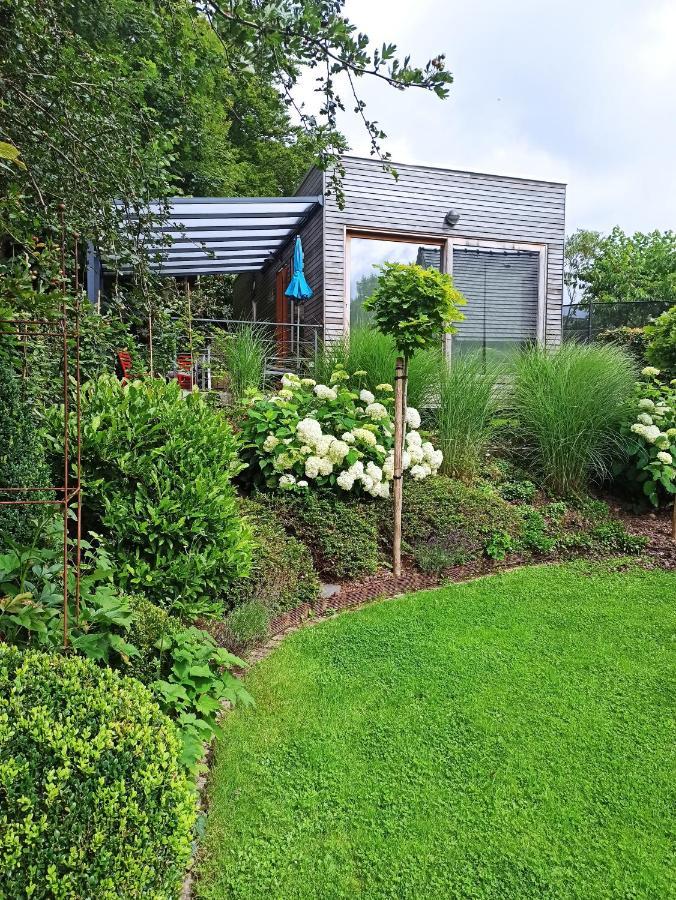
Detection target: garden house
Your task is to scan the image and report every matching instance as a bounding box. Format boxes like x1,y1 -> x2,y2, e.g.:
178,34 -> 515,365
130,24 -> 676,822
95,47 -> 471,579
89,155 -> 566,365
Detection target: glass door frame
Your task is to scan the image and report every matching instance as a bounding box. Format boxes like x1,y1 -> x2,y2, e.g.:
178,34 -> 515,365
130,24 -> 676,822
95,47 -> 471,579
344,228 -> 548,356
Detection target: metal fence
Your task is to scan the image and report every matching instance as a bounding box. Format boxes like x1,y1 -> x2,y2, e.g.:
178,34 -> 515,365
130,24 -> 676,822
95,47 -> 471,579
562,300 -> 672,343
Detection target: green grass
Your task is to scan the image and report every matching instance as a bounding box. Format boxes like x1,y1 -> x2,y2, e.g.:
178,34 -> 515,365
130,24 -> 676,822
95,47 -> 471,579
196,563 -> 676,900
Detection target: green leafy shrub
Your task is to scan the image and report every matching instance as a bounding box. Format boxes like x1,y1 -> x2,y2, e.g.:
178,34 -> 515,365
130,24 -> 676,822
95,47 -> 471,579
616,368 -> 675,507
397,476 -> 524,571
0,353 -> 52,545
239,370 -> 442,496
499,479 -> 537,503
0,646 -> 195,898
597,325 -> 649,365
222,600 -> 270,654
48,376 -> 252,617
436,352 -> 504,479
645,305 -> 676,374
508,343 -> 636,496
260,490 -> 380,580
124,594 -> 252,770
226,500 -> 319,616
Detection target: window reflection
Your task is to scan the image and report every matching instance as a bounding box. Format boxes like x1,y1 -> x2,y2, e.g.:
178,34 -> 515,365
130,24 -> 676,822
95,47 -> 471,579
349,237 -> 442,326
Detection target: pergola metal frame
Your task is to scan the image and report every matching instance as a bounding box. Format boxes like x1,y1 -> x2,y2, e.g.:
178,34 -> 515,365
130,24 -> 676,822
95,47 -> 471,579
88,194 -> 323,295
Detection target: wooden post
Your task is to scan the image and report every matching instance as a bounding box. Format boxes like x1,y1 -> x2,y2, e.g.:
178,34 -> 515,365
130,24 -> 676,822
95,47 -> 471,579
672,498 -> 675,544
393,356 -> 406,577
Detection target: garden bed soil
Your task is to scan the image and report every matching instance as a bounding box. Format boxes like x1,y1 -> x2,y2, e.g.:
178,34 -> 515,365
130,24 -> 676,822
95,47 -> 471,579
612,503 -> 676,571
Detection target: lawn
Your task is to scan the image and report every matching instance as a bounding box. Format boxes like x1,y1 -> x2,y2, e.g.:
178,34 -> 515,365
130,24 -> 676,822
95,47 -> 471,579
196,562 -> 676,900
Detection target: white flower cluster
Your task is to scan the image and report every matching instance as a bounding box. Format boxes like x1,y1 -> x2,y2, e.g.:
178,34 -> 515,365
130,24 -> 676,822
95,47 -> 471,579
629,376 -> 675,475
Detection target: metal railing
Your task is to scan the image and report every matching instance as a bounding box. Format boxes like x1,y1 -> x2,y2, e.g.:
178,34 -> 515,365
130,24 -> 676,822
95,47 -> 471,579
562,300 -> 671,343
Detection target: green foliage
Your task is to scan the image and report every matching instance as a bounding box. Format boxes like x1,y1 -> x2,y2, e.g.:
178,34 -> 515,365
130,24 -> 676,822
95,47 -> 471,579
615,370 -> 676,508
211,325 -> 272,402
436,352 -> 504,479
597,326 -> 649,365
564,228 -> 603,304
312,326 -> 442,411
363,263 -> 465,359
508,343 -> 636,496
571,227 -> 676,305
47,375 -> 252,617
226,501 -> 319,617
399,476 -> 524,571
197,564 -> 676,900
260,491 -> 380,581
0,353 -> 52,545
0,516 -> 139,664
222,601 -> 271,656
498,479 -> 537,503
645,305 -> 676,374
0,645 -> 195,898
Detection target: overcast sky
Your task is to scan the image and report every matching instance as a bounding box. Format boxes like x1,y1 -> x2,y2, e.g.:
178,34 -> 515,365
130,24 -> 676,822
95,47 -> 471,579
314,0 -> 676,236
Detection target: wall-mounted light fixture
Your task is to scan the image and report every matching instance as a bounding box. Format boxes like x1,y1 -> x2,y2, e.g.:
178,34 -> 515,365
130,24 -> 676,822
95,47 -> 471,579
445,209 -> 460,227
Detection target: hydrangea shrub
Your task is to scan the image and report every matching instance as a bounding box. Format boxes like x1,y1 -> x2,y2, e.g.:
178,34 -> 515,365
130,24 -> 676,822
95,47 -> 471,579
619,367 -> 676,506
239,371 -> 443,497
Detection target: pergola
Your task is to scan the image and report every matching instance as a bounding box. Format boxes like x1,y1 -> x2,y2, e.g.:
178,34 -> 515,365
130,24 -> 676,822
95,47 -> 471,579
87,194 -> 323,300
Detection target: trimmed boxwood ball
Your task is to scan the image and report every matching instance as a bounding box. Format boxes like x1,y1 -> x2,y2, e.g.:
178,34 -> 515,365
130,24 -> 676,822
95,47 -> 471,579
0,646 -> 195,899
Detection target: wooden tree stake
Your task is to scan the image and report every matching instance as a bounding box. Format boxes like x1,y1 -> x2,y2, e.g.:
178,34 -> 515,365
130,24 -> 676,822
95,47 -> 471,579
393,356 -> 406,577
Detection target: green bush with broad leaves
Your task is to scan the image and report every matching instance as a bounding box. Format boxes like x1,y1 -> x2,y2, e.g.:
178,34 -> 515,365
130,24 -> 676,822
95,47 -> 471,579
616,367 -> 676,507
0,516 -> 138,664
0,645 -> 195,899
645,305 -> 676,375
46,375 -> 252,617
125,595 -> 252,771
363,262 -> 465,359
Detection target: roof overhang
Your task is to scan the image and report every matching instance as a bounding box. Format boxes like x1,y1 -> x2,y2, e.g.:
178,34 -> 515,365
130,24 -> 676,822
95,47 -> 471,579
109,195 -> 323,276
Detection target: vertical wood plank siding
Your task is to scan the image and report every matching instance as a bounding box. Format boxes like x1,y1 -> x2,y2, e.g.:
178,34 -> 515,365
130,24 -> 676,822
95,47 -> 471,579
321,156 -> 565,345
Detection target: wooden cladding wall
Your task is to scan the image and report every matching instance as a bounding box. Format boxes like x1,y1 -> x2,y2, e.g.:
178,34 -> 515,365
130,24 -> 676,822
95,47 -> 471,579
319,156 -> 566,344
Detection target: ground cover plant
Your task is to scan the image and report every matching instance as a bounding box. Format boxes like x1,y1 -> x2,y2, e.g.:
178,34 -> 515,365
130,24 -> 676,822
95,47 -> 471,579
196,563 -> 676,900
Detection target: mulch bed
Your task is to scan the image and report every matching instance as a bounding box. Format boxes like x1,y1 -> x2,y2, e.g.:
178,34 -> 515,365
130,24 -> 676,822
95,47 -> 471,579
612,503 -> 676,571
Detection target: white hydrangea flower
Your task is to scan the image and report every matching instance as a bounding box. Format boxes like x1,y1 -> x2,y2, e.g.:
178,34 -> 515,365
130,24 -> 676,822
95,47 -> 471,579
278,389 -> 294,400
406,430 -> 422,447
410,464 -> 429,481
656,435 -> 670,450
317,457 -> 334,476
297,480 -> 309,488
299,445 -> 313,455
366,461 -> 383,483
408,444 -> 424,465
657,451 -> 673,465
301,378 -> 316,388
643,425 -> 663,443
638,398 -> 655,411
330,369 -> 349,383
667,428 -> 676,439
263,434 -> 279,452
314,434 -> 333,456
281,373 -> 301,390
328,439 -> 350,464
382,455 -> 394,480
305,456 -> 321,479
375,481 -> 390,499
274,452 -> 295,471
641,366 -> 660,377
361,474 -> 375,493
655,406 -> 670,416
341,431 -> 355,444
376,383 -> 393,392
359,389 -> 375,404
348,460 -> 365,478
352,427 -> 377,447
405,407 -> 421,429
336,470 -> 355,491
297,417 -> 323,445
279,474 -> 296,488
365,402 -> 388,421
314,384 -> 338,401
637,413 -> 653,426
375,444 -> 386,455
402,450 -> 411,470
428,449 -> 443,471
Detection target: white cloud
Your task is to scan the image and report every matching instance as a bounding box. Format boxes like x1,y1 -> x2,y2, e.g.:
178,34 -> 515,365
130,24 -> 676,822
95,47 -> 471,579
308,0 -> 676,235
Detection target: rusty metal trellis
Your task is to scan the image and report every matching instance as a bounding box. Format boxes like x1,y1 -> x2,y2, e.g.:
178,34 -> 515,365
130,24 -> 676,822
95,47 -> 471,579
0,208 -> 82,649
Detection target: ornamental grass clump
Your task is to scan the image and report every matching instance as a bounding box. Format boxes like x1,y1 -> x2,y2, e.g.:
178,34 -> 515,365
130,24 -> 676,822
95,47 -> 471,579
508,343 -> 636,496
436,351 -> 505,479
211,324 -> 272,401
239,370 -> 443,497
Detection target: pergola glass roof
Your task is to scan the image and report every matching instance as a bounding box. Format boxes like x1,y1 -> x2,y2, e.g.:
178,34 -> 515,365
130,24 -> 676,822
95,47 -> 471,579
112,195 -> 323,276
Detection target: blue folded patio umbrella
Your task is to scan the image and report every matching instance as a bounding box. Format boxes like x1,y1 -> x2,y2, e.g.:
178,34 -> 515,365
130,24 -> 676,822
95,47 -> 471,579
285,236 -> 314,300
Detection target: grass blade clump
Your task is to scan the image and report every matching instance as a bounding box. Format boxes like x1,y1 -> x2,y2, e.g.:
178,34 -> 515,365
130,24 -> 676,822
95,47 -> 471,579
213,325 -> 271,401
508,342 -> 636,496
436,351 -> 504,479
